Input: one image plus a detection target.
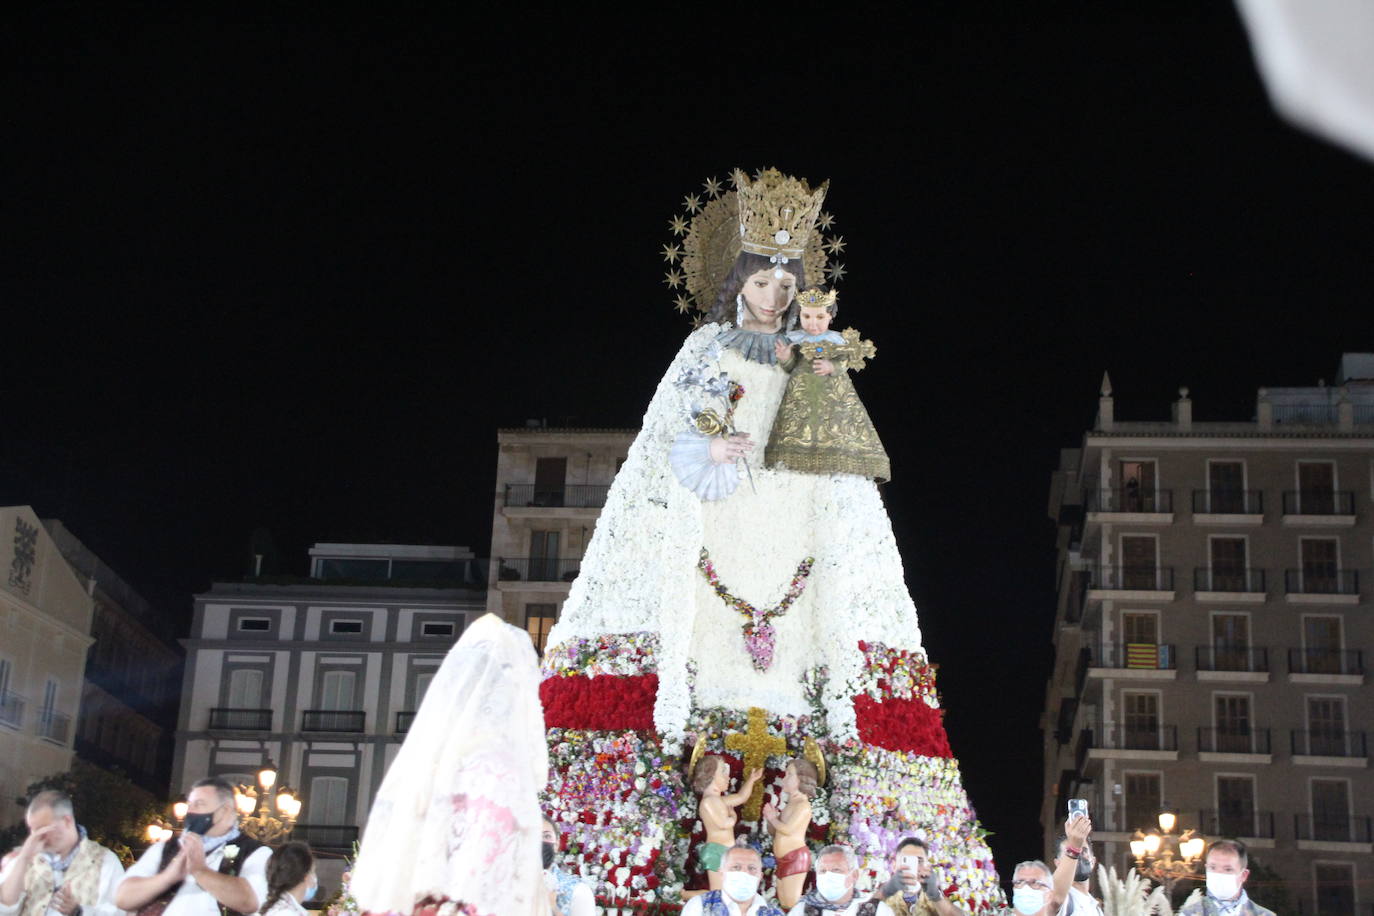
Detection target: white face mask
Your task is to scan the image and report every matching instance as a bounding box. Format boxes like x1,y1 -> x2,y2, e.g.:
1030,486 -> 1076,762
722,871 -> 760,902
1206,871 -> 1241,900
817,872 -> 851,902
1013,888 -> 1046,915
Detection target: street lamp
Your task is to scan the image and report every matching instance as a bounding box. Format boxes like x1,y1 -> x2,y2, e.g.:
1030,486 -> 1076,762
236,760 -> 302,845
1129,807 -> 1206,898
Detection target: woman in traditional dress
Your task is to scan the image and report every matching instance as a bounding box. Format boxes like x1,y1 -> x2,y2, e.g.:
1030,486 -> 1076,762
350,613 -> 550,916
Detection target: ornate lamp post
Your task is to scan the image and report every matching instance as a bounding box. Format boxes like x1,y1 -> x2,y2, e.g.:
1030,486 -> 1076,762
1129,807 -> 1206,898
235,761 -> 303,845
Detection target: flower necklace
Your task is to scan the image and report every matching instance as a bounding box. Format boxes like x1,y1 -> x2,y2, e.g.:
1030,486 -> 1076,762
697,547 -> 815,672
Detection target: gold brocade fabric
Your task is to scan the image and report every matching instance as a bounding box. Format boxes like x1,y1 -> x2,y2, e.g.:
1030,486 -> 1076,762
763,339 -> 890,482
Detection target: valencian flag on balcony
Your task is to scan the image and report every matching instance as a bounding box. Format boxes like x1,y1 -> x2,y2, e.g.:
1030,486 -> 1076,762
1126,642 -> 1160,669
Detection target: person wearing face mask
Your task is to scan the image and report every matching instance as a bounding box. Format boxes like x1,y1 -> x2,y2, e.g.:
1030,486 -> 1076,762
1050,835 -> 1100,916
1178,840 -> 1274,916
787,846 -> 892,916
873,837 -> 965,916
256,844 -> 314,916
681,843 -> 783,916
1010,814 -> 1093,916
1007,862 -> 1056,916
116,777 -> 271,916
539,818 -> 593,916
0,791 -> 125,916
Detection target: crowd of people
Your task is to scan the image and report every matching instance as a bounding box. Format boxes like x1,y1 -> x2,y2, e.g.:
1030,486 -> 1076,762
1,782 -> 1278,916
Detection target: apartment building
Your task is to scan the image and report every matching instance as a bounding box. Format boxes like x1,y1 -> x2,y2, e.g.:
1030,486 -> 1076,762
487,425 -> 635,650
170,542 -> 485,870
1043,354 -> 1374,915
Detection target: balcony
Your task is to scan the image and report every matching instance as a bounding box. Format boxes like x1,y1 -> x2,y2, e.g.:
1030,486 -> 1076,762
1089,642 -> 1175,676
503,484 -> 609,510
1288,648 -> 1364,682
1198,809 -> 1276,840
1294,814 -> 1373,845
0,691 -> 24,729
396,710 -> 416,734
1088,565 -> 1175,599
1198,726 -> 1272,757
291,824 -> 360,850
1193,567 -> 1267,601
1282,490 -> 1356,525
1291,729 -> 1368,760
496,557 -> 582,583
301,710 -> 365,733
208,708 -> 273,732
1195,646 -> 1269,676
1086,488 -> 1174,519
1085,725 -> 1179,760
1191,489 -> 1264,519
37,711 -> 70,745
1284,569 -> 1359,603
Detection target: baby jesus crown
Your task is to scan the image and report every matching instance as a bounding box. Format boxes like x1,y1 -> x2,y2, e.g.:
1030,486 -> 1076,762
796,288 -> 838,309
733,167 -> 829,263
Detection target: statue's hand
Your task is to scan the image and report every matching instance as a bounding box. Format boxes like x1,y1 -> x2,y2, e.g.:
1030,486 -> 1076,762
774,338 -> 791,361
812,358 -> 835,376
708,432 -> 753,464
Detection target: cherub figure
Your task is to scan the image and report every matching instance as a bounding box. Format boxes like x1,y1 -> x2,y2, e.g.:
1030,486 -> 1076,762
761,758 -> 819,909
691,754 -> 762,891
765,288 -> 890,482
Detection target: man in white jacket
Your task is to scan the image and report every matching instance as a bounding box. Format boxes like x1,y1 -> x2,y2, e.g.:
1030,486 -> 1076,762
0,791 -> 125,916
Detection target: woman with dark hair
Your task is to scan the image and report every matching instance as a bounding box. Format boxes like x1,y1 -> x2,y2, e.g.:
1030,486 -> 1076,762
258,843 -> 314,916
539,818 -> 593,916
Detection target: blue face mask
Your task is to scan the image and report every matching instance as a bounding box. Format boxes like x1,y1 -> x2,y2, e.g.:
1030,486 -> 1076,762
1013,887 -> 1045,915
303,881 -> 318,901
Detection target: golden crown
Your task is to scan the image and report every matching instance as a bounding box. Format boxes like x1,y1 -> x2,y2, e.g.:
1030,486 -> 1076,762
795,287 -> 838,310
662,168 -> 849,322
733,167 -> 829,262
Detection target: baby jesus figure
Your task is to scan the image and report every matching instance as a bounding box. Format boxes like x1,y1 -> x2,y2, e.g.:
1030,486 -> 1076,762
765,288 -> 890,482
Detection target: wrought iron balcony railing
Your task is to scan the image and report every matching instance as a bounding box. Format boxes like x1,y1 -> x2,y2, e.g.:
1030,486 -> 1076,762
1086,488 -> 1173,513
1291,729 -> 1368,758
1288,648 -> 1364,676
1198,809 -> 1275,839
291,824 -> 360,849
1192,489 -> 1264,514
503,484 -> 610,509
1282,490 -> 1355,516
1193,567 -> 1266,593
208,708 -> 273,731
1198,726 -> 1271,755
497,557 -> 582,583
1285,569 -> 1360,596
1091,643 -> 1175,670
301,710 -> 365,733
1089,566 -> 1175,591
1087,724 -> 1179,752
1294,813 -> 1372,843
1195,646 -> 1269,673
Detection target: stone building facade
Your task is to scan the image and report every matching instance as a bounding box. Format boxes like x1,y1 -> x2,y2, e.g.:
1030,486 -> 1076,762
1043,355 -> 1374,915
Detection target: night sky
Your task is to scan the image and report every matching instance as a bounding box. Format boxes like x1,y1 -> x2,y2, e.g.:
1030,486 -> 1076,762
4,5 -> 1373,872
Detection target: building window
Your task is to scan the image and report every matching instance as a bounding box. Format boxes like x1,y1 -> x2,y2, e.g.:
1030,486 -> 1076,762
526,604 -> 557,653
319,670 -> 357,710
1303,616 -> 1344,674
1300,539 -> 1340,592
237,618 -> 271,632
1214,694 -> 1253,753
414,671 -> 434,708
329,619 -> 364,635
1211,614 -> 1252,672
1122,692 -> 1160,749
1297,461 -> 1337,514
1118,460 -> 1158,512
534,457 -> 568,506
1308,696 -> 1348,756
1314,863 -> 1356,916
227,669 -> 264,709
529,531 -> 561,580
1119,536 -> 1159,590
1207,460 -> 1246,513
309,776 -> 350,826
1123,772 -> 1162,834
420,621 -> 455,638
1312,779 -> 1352,841
1208,537 -> 1248,591
1216,775 -> 1256,837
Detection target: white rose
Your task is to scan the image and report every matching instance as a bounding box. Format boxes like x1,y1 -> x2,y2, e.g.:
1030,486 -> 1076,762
223,845 -> 240,861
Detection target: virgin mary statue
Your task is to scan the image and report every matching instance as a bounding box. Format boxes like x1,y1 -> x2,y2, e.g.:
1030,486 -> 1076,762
538,169 -> 1002,911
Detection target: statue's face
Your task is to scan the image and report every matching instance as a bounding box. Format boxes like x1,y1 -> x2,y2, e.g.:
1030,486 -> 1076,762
711,758 -> 731,794
781,763 -> 799,793
798,305 -> 832,337
739,268 -> 797,332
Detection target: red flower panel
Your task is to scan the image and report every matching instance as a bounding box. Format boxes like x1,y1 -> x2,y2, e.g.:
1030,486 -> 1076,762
852,694 -> 954,757
540,673 -> 658,731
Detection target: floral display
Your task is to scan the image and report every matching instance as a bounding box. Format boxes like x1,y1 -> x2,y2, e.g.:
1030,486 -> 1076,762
541,674 -> 659,731
697,549 -> 815,671
851,640 -> 941,704
542,632 -> 661,679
